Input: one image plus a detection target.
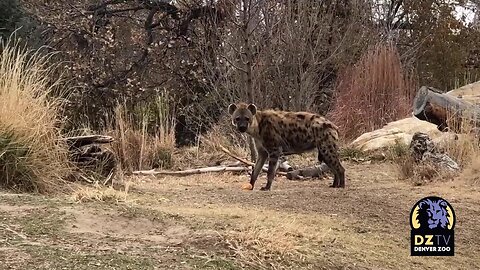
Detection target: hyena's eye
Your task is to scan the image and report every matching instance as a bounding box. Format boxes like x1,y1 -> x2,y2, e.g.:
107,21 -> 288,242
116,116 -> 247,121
235,117 -> 241,122
245,117 -> 250,122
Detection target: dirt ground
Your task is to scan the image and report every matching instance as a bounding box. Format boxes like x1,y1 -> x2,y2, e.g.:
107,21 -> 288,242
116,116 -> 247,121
1,161 -> 479,270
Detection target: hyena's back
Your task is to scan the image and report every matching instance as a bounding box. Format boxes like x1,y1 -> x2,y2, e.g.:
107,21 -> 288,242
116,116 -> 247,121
255,110 -> 339,154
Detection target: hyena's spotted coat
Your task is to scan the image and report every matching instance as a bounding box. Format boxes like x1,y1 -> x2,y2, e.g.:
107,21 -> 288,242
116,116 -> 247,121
228,102 -> 345,191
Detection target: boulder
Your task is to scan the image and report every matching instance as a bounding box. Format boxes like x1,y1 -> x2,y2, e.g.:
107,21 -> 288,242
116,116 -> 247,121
446,81 -> 480,105
350,117 -> 443,152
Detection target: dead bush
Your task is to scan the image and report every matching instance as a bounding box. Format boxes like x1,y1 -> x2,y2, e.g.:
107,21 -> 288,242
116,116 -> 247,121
329,43 -> 416,142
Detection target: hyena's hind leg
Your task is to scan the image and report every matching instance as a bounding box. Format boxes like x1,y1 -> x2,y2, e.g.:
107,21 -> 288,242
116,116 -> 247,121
317,141 -> 345,188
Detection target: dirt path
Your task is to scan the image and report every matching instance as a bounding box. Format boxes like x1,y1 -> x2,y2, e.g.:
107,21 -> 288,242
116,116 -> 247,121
1,161 -> 479,269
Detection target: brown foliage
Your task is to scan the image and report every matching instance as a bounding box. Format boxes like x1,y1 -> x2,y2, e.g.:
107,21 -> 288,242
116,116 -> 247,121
329,43 -> 417,141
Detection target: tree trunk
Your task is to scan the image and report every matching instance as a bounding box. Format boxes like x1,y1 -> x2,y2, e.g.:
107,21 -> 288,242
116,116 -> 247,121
413,86 -> 480,133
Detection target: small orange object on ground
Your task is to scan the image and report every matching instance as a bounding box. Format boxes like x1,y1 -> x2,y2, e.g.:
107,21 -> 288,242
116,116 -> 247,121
242,183 -> 253,190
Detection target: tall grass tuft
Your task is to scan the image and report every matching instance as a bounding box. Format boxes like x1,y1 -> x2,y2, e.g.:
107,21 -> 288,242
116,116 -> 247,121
329,43 -> 417,142
0,38 -> 72,193
109,90 -> 176,172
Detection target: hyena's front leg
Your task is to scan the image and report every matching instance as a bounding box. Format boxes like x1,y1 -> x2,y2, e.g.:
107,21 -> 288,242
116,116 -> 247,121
260,148 -> 281,191
248,148 -> 268,190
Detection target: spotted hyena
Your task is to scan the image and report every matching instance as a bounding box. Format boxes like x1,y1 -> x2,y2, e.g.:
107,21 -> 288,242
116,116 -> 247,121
228,102 -> 345,191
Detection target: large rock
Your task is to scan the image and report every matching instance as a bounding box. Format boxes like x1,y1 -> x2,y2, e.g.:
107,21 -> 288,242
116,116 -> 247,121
350,81 -> 480,152
446,81 -> 480,105
350,117 -> 442,152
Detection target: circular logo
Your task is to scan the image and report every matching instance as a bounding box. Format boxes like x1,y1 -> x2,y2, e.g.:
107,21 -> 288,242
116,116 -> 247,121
410,196 -> 456,231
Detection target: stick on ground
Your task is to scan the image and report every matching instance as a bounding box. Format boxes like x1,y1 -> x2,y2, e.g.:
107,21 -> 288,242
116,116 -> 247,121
133,166 -> 249,176
218,144 -> 289,176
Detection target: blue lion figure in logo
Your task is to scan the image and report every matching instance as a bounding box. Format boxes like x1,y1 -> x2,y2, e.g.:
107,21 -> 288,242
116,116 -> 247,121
417,198 -> 450,229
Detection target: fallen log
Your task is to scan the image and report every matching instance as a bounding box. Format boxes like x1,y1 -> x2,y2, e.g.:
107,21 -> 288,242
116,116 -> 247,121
286,163 -> 330,180
133,166 -> 249,176
65,135 -> 117,184
134,145 -> 291,177
413,86 -> 480,132
262,157 -> 293,172
64,135 -> 114,148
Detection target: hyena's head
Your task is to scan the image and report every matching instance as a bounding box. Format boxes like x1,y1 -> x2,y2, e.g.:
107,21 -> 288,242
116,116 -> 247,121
228,102 -> 257,133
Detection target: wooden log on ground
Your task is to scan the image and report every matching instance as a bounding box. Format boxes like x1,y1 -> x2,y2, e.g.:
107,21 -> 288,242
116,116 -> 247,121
133,166 -> 250,176
218,144 -> 287,176
65,135 -> 116,183
64,135 -> 114,148
261,157 -> 293,172
413,86 -> 480,132
286,163 -> 330,180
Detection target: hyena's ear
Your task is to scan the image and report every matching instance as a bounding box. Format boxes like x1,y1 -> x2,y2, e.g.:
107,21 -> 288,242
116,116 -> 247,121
228,104 -> 237,115
247,104 -> 257,115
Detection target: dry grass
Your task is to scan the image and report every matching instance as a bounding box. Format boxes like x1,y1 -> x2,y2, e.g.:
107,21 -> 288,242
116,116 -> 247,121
443,110 -> 480,184
201,114 -> 249,155
70,182 -> 133,203
442,110 -> 480,166
108,95 -> 176,172
329,43 -> 416,142
153,203 -> 337,267
0,37 -> 72,193
224,213 -> 333,261
460,156 -> 480,184
387,138 -> 441,184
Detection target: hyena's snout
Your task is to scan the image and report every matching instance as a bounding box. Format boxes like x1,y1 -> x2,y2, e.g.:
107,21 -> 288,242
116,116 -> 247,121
237,125 -> 248,132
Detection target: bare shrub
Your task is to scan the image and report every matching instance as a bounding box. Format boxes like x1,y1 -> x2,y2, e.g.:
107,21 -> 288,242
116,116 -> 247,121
191,0 -> 376,143
200,114 -> 249,156
329,43 -> 417,142
0,38 -> 72,193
